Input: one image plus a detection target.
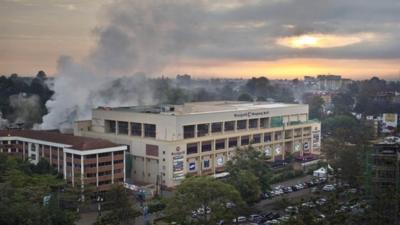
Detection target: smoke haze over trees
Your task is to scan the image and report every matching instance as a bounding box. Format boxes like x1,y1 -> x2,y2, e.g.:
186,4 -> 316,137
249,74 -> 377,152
0,71 -> 53,129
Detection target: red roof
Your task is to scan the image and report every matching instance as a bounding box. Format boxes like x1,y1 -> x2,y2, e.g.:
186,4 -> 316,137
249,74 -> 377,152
0,130 -> 123,151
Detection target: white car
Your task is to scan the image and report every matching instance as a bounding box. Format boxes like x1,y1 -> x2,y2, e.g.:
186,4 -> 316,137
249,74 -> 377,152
322,184 -> 335,192
301,201 -> 316,208
197,206 -> 211,215
232,216 -> 246,223
285,206 -> 298,214
315,198 -> 327,206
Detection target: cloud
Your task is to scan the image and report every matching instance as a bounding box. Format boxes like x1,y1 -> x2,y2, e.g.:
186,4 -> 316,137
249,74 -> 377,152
85,0 -> 400,73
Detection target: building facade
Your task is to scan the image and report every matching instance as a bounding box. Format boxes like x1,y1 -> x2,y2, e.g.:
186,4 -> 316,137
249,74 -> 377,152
372,138 -> 400,192
75,101 -> 321,188
0,130 -> 127,191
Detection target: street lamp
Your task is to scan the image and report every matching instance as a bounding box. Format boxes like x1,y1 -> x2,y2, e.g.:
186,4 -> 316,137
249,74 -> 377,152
97,195 -> 104,217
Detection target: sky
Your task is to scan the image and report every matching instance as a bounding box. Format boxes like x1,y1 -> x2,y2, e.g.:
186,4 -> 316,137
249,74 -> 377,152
1,0 -> 400,80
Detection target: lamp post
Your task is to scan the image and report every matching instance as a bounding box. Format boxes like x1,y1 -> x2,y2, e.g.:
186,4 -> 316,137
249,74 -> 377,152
97,195 -> 104,217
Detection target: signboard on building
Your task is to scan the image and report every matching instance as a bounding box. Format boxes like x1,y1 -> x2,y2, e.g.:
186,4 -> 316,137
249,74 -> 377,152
234,111 -> 269,118
172,152 -> 185,180
216,156 -> 224,166
188,162 -> 196,171
312,131 -> 321,148
264,146 -> 272,156
382,113 -> 398,133
294,142 -> 301,152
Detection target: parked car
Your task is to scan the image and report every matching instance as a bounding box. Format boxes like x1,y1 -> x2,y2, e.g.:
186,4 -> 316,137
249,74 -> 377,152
264,212 -> 280,220
315,198 -> 327,206
285,206 -> 298,214
248,214 -> 262,222
322,184 -> 335,192
301,201 -> 316,208
283,186 -> 293,193
197,206 -> 211,215
232,216 -> 247,223
265,219 -> 280,224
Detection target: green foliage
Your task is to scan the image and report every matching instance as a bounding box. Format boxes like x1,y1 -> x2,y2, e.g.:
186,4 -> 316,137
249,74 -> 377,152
227,170 -> 261,204
332,93 -> 354,115
303,94 -> 324,120
237,93 -> 253,101
95,185 -> 140,225
0,72 -> 53,128
164,176 -> 246,225
0,153 -> 78,225
322,115 -> 373,144
225,146 -> 271,192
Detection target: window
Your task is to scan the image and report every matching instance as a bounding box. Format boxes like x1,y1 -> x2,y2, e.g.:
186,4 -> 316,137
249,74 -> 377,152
99,152 -> 111,157
144,124 -> 156,138
203,160 -> 210,169
224,121 -> 235,132
86,173 -> 96,178
228,137 -> 238,148
183,125 -> 195,139
118,121 -> 129,135
105,120 -> 116,133
201,141 -> 212,152
275,131 -> 282,140
187,143 -> 198,155
131,123 -> 142,136
237,120 -> 247,130
85,154 -> 96,159
211,122 -> 223,133
197,124 -> 209,137
252,134 -> 261,143
99,161 -> 112,166
241,136 -> 250,146
260,117 -> 269,128
215,139 -> 226,150
271,116 -> 283,128
249,119 -> 258,129
264,133 -> 272,142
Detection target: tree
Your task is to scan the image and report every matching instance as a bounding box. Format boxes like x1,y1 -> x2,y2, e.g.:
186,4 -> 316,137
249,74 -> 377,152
227,170 -> 261,203
225,146 -> 271,192
332,93 -> 354,115
95,185 -> 140,225
237,93 -> 253,101
0,153 -> 78,225
165,176 -> 246,225
243,77 -> 271,98
303,94 -> 324,120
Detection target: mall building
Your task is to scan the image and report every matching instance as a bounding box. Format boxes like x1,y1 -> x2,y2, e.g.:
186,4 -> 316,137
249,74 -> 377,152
0,130 -> 127,191
74,101 -> 321,188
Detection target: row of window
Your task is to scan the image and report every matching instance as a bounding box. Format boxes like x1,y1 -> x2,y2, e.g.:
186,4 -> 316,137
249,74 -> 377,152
183,117 -> 291,139
105,120 -> 156,138
186,130 -> 310,155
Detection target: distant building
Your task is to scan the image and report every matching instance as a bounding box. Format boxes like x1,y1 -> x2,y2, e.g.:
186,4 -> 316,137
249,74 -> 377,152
317,75 -> 343,91
0,130 -> 127,191
75,101 -> 321,188
372,138 -> 400,192
371,137 -> 400,224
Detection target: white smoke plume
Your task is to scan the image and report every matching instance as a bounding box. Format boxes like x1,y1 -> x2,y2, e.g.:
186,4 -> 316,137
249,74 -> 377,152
41,0 -> 209,129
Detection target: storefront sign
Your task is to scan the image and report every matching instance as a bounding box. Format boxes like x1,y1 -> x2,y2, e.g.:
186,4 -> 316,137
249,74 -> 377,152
234,111 -> 269,118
